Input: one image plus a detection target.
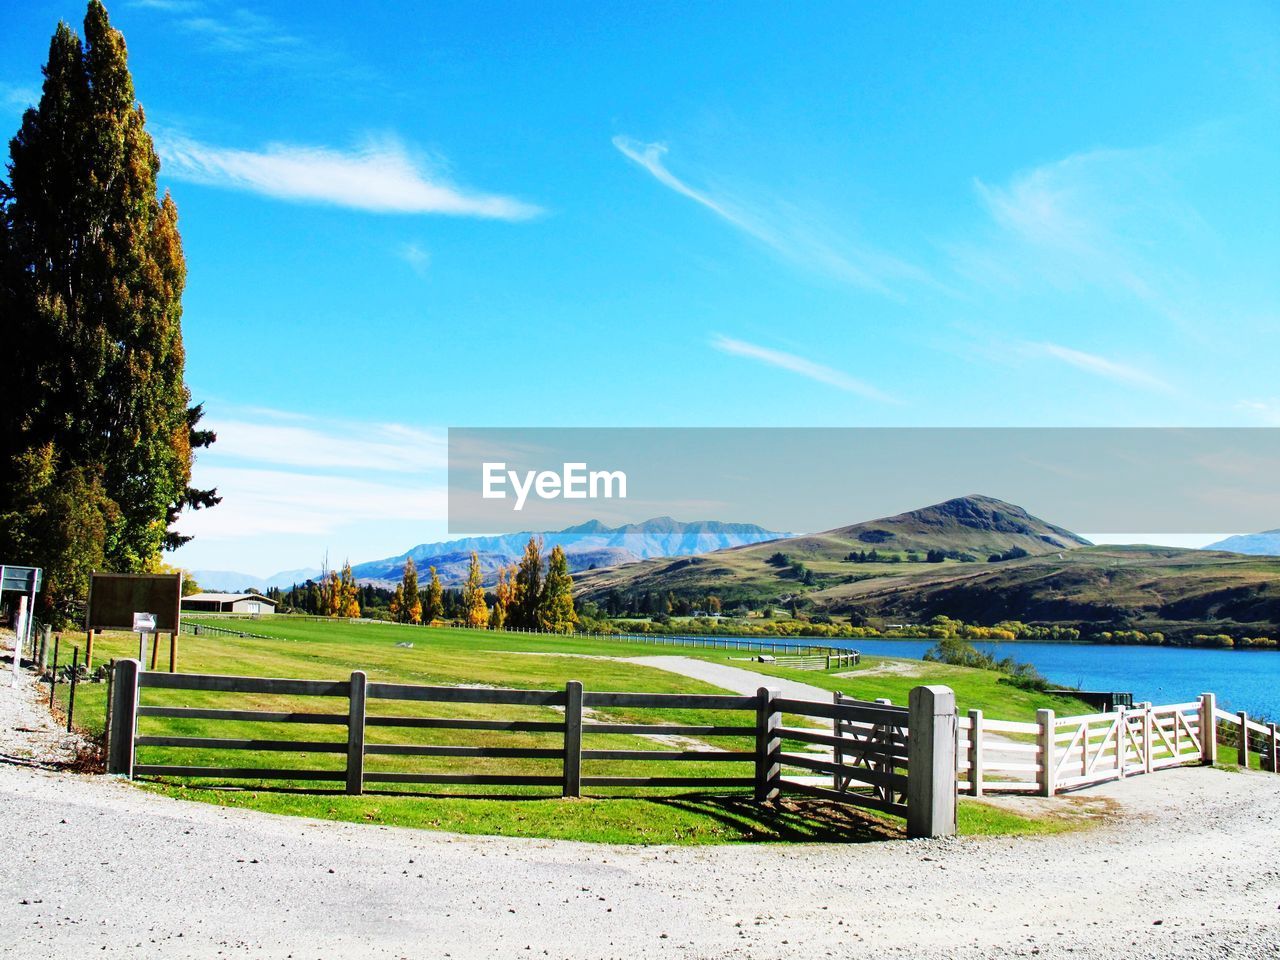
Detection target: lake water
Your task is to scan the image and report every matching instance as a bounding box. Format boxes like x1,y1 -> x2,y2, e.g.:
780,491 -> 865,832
828,638 -> 1280,718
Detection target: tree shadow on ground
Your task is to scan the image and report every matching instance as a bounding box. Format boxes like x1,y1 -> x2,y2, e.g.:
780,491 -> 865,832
146,780 -> 905,842
647,795 -> 904,842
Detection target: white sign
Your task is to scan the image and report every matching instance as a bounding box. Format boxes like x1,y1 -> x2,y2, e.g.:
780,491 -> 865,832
133,612 -> 157,633
481,462 -> 627,511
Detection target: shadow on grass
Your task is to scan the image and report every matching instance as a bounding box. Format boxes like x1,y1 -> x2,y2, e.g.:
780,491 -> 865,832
139,777 -> 904,843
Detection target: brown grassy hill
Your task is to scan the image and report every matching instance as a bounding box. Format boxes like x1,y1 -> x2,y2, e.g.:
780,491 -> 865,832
573,498 -> 1280,640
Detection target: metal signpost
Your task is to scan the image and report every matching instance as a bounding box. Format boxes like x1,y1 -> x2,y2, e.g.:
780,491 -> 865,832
2,565 -> 43,685
133,611 -> 157,664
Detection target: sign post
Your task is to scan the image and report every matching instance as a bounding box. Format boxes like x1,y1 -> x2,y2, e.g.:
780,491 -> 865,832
3,565 -> 43,685
133,612 -> 157,665
12,595 -> 25,685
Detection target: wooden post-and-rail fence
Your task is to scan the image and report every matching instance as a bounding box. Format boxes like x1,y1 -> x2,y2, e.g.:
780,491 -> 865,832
959,692 -> 1280,796
106,660 -> 959,838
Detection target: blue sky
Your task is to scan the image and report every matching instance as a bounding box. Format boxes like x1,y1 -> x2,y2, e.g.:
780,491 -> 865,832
2,1 -> 1278,574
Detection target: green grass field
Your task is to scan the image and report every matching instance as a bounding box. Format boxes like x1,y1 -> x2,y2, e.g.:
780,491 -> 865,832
48,616 -> 1096,844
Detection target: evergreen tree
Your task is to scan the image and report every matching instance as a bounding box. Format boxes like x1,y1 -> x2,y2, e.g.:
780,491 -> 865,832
464,551 -> 488,627
424,565 -> 444,622
400,558 -> 421,624
537,544 -> 577,633
511,536 -> 543,628
487,598 -> 506,630
0,442 -> 113,624
0,1 -> 216,604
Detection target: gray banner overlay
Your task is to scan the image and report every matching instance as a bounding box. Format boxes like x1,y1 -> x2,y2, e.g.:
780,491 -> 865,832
448,427 -> 1280,535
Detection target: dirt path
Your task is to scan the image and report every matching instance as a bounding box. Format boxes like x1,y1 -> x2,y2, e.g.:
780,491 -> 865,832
2,646 -> 1277,959
626,655 -> 838,704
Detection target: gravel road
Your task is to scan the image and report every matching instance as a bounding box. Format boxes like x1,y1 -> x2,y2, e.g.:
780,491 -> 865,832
3,659 -> 1278,960
626,655 -> 838,703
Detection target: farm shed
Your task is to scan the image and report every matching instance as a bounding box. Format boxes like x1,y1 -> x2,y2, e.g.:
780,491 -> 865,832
181,592 -> 276,615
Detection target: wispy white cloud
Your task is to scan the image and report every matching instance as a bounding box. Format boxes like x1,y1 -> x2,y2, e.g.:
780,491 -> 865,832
710,334 -> 895,403
204,413 -> 448,473
951,146 -> 1203,325
127,0 -> 200,11
399,242 -> 431,277
1236,399 -> 1280,426
612,135 -> 928,297
158,135 -> 541,219
1022,341 -> 1174,393
176,409 -> 449,542
180,8 -> 300,54
0,82 -> 38,114
178,465 -> 447,539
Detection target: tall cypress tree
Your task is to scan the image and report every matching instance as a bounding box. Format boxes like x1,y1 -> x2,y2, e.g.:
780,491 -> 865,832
538,545 -> 577,633
400,557 -> 421,624
0,1 -> 216,588
512,536 -> 543,628
424,565 -> 444,622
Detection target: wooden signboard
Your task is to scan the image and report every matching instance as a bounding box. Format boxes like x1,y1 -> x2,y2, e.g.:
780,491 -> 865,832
86,573 -> 182,671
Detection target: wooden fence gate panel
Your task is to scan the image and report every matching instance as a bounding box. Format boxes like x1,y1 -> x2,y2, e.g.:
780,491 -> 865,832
105,661 -> 960,838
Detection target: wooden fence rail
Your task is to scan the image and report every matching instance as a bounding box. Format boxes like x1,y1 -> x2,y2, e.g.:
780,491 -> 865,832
106,660 -> 958,837
958,692 -> 1280,796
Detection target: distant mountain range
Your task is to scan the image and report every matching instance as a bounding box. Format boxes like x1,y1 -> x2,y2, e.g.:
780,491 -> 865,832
188,566 -> 323,593
350,517 -> 789,587
1203,531 -> 1280,557
190,517 -> 787,592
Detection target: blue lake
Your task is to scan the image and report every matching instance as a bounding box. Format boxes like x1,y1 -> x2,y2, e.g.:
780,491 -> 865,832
826,639 -> 1280,717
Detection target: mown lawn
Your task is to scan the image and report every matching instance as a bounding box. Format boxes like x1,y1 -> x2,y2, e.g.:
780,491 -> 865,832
47,617 -> 1095,843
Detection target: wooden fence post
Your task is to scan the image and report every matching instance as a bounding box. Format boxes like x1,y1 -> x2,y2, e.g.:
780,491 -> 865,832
1238,710 -> 1249,768
1036,709 -> 1055,797
832,692 -> 844,791
563,680 -> 582,798
968,708 -> 984,797
107,659 -> 139,777
67,646 -> 79,733
102,659 -> 114,762
907,685 -> 956,839
1116,707 -> 1127,778
754,687 -> 780,801
1143,706 -> 1154,774
345,671 -> 367,795
1199,693 -> 1216,765
1269,723 -> 1279,774
48,636 -> 59,708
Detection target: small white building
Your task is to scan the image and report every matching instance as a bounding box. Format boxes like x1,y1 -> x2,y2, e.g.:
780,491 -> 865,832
181,592 -> 276,615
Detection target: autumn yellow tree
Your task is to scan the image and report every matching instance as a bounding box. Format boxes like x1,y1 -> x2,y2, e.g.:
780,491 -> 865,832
399,558 -> 422,624
339,560 -> 361,618
389,584 -> 404,621
464,551 -> 488,627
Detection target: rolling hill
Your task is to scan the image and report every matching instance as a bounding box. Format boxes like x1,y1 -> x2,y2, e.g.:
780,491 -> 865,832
573,496 -> 1280,641
574,495 -> 1088,603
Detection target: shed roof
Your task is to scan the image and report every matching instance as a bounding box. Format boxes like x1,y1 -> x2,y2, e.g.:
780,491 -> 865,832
182,592 -> 275,604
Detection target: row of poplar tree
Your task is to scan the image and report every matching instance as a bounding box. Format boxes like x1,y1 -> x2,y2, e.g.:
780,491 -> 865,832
389,537 -> 578,633
0,2 -> 217,626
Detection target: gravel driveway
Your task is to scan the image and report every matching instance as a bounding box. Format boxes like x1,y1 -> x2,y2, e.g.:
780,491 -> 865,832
2,661 -> 1278,959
